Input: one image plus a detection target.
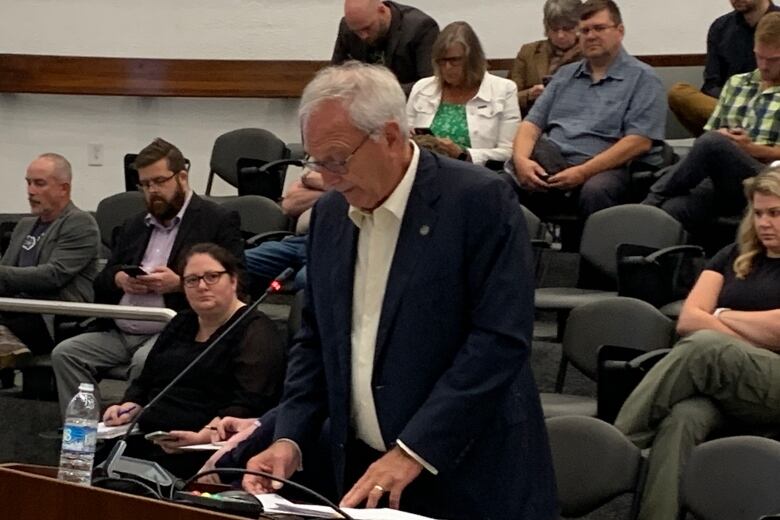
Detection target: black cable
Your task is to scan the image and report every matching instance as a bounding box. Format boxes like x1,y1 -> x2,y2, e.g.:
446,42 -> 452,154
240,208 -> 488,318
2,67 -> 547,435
92,475 -> 163,500
182,467 -> 355,520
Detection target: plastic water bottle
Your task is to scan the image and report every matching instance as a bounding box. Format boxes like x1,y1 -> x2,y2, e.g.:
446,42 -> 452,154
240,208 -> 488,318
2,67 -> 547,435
58,382 -> 99,486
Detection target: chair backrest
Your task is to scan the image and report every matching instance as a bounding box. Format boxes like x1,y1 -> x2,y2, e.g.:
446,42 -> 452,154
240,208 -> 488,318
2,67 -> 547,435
680,436 -> 780,520
546,415 -> 644,518
207,128 -> 288,192
579,204 -> 686,289
562,296 -> 675,381
95,192 -> 146,249
204,195 -> 290,240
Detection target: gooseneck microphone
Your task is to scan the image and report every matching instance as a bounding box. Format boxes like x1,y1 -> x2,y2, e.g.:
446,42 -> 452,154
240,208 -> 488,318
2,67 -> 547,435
93,268 -> 294,495
181,468 -> 356,520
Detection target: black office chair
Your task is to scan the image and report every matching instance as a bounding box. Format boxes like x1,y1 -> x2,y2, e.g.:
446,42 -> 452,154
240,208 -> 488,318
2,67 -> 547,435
205,128 -> 289,196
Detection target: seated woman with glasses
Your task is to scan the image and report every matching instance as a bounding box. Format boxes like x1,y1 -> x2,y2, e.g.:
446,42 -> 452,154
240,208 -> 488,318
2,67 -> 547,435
615,167 -> 780,520
510,0 -> 582,116
101,242 -> 286,477
406,21 -> 521,167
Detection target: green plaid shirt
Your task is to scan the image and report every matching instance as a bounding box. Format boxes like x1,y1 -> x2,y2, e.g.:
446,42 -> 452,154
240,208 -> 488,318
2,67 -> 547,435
704,69 -> 780,146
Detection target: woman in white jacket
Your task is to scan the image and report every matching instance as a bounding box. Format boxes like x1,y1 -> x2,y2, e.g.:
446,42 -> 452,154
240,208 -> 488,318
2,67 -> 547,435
406,21 -> 521,166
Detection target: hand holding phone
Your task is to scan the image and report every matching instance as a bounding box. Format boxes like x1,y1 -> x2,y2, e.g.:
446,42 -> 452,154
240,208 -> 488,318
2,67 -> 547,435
121,265 -> 148,277
144,430 -> 177,442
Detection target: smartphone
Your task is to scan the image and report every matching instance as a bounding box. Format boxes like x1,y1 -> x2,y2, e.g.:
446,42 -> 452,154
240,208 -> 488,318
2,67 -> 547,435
121,265 -> 148,277
542,75 -> 553,86
413,127 -> 434,136
144,431 -> 177,442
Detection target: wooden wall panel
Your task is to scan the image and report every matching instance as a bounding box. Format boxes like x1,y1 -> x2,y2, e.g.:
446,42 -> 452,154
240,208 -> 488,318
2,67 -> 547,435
0,53 -> 705,98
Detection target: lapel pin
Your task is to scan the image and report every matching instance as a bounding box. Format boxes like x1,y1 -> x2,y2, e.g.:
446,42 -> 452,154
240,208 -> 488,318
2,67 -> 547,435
419,224 -> 430,236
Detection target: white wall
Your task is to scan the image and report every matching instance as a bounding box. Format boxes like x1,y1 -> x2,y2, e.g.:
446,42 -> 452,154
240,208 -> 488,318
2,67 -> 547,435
0,0 -> 729,212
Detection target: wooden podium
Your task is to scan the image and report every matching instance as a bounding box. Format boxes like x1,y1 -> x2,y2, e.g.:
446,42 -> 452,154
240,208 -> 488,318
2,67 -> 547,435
0,464 -> 248,520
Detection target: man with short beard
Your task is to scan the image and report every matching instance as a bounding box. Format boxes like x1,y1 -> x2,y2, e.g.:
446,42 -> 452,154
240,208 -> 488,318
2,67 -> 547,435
52,138 -> 245,418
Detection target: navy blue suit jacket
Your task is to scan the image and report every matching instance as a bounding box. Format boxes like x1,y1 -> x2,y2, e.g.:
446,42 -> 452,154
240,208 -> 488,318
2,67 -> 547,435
274,150 -> 557,519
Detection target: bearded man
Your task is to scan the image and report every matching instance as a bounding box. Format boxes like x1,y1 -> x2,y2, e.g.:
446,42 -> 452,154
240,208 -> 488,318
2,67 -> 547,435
52,138 -> 244,418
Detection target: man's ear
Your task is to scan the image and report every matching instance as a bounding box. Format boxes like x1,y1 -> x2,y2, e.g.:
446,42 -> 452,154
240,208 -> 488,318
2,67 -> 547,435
178,170 -> 189,185
383,121 -> 405,149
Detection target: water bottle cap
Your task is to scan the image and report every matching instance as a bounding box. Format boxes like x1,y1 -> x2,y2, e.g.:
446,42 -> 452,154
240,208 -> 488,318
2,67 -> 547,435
78,383 -> 94,392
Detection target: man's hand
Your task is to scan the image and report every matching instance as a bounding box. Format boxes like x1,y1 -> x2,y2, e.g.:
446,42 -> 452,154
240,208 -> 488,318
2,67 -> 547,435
546,166 -> 587,190
513,158 -> 550,191
300,170 -> 326,191
137,266 -> 181,294
115,271 -> 150,295
718,127 -> 753,151
340,446 -> 424,510
528,84 -> 545,101
211,416 -> 259,443
242,441 -> 301,494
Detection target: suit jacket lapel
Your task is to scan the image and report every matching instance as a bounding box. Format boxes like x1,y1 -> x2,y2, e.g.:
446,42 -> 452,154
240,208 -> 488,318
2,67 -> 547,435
168,194 -> 201,267
329,208 -> 359,381
373,152 -> 440,365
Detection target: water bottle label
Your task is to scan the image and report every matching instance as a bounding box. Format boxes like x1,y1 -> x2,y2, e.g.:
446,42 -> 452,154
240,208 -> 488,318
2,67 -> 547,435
62,424 -> 97,453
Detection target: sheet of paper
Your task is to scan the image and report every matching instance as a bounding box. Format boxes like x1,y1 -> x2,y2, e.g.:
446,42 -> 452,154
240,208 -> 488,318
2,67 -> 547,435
96,422 -> 140,440
255,494 -> 437,519
177,441 -> 227,451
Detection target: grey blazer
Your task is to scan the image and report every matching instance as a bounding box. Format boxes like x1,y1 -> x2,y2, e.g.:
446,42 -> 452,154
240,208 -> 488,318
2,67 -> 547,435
0,201 -> 100,302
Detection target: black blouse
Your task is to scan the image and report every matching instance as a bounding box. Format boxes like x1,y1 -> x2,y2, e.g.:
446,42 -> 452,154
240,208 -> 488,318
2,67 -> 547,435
123,306 -> 286,433
706,243 -> 780,311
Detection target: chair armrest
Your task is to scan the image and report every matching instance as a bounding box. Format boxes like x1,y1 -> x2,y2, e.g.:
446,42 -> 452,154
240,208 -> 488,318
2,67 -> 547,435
246,230 -> 294,248
645,245 -> 705,263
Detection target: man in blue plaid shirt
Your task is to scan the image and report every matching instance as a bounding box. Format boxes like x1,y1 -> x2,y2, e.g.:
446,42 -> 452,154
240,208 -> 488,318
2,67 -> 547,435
646,12 -> 780,233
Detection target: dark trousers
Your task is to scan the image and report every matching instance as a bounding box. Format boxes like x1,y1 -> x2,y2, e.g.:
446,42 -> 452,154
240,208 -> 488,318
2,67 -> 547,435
0,312 -> 54,355
517,136 -> 630,219
644,131 -> 765,232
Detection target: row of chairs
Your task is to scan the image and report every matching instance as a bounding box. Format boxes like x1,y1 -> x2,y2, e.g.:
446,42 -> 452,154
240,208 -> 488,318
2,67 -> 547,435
549,415 -> 780,520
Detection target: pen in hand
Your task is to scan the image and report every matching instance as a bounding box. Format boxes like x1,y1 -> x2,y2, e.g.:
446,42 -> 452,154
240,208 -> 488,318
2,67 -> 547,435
118,405 -> 138,417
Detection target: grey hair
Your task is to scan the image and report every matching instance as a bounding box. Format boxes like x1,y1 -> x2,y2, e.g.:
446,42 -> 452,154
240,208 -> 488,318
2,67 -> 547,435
38,153 -> 72,183
543,0 -> 583,28
298,61 -> 409,140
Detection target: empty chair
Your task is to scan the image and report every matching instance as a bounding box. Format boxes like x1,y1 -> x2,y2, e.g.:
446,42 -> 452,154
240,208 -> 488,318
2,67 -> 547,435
547,415 -> 645,519
205,128 -> 288,196
205,195 -> 290,243
542,296 -> 675,418
679,436 -> 780,520
536,204 -> 686,339
94,191 -> 146,252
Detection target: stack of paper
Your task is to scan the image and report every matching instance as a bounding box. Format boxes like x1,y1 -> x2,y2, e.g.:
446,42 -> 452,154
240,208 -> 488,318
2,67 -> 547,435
96,422 -> 140,440
257,494 -> 437,519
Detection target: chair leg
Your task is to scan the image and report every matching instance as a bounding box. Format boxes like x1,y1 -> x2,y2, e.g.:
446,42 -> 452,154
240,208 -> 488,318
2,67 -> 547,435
0,368 -> 14,388
554,357 -> 569,393
556,310 -> 568,342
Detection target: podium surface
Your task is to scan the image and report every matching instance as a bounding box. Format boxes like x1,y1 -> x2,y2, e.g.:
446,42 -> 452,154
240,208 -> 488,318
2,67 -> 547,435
0,463 -> 248,520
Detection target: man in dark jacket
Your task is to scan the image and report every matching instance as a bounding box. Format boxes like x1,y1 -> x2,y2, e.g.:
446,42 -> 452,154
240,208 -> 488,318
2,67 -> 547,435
51,138 -> 244,417
332,0 -> 439,94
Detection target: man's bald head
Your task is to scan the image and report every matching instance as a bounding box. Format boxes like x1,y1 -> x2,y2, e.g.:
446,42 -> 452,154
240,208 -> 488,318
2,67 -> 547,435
344,0 -> 390,44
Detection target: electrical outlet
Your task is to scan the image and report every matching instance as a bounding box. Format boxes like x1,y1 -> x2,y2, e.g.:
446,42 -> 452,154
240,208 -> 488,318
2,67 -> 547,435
88,143 -> 103,166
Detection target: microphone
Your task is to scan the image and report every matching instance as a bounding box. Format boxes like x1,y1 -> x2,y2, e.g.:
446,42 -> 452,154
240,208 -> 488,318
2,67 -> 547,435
93,268 -> 295,495
180,468 -> 356,520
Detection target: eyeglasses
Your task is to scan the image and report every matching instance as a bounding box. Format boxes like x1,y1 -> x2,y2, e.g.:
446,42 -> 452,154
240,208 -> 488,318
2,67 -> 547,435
577,24 -> 618,36
137,171 -> 178,191
301,133 -> 372,175
182,270 -> 227,288
435,56 -> 465,66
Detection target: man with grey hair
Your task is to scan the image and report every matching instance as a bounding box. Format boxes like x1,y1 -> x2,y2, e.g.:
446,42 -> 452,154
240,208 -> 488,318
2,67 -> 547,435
332,0 -> 439,94
0,153 -> 100,388
242,62 -> 556,519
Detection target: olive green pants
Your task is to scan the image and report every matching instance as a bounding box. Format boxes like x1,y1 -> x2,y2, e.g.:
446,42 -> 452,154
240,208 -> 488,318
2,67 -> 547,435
614,330 -> 780,520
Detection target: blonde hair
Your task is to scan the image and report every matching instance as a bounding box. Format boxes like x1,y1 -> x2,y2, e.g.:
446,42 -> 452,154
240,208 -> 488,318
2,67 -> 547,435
734,166 -> 780,279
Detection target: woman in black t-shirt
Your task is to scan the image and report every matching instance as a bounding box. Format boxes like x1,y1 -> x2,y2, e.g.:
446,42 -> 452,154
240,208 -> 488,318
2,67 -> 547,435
101,243 -> 285,477
615,167 -> 780,520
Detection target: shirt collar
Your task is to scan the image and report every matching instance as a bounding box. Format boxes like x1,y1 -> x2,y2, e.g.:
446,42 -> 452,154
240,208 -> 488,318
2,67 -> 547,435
144,189 -> 193,230
574,46 -> 629,81
348,141 -> 420,228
